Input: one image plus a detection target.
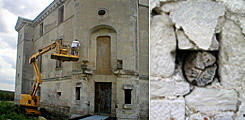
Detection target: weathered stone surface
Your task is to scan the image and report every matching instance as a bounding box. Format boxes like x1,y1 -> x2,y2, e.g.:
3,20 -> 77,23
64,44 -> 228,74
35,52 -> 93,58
150,97 -> 185,120
176,30 -> 196,50
214,112 -> 235,120
150,0 -> 160,11
170,1 -> 225,50
188,112 -> 234,120
215,16 -> 225,33
209,36 -> 219,50
188,113 -> 211,120
150,72 -> 190,97
177,30 -> 219,50
184,52 -> 217,86
219,20 -> 245,90
185,87 -> 238,112
226,12 -> 245,35
216,0 -> 245,13
161,1 -> 183,13
150,13 -> 176,77
235,92 -> 245,119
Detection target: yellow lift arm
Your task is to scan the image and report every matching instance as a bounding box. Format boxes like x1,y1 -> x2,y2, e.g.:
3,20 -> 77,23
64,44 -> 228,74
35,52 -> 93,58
20,39 -> 79,115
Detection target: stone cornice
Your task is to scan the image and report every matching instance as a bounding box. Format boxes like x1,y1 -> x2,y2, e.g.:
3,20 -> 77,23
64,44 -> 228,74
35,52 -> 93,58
15,17 -> 34,32
33,0 -> 65,26
15,0 -> 65,32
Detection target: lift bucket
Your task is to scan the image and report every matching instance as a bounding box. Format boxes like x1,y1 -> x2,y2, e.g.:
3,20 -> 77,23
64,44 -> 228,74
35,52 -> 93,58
50,40 -> 79,62
51,53 -> 79,61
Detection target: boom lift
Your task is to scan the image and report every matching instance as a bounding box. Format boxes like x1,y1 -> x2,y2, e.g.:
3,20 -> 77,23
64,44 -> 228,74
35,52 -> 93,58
19,38 -> 79,114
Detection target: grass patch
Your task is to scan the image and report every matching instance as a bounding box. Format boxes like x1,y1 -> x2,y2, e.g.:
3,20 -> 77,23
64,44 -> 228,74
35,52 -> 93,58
0,101 -> 38,120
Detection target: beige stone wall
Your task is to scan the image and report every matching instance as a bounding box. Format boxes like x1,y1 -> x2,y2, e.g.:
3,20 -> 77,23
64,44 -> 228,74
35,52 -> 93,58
15,24 -> 35,104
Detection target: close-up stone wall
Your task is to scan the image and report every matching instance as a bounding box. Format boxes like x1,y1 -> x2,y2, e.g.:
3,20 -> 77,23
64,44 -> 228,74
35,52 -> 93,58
150,0 -> 245,119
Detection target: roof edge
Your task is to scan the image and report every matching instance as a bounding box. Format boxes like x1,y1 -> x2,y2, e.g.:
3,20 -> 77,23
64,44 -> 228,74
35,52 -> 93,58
15,17 -> 34,32
15,0 -> 65,32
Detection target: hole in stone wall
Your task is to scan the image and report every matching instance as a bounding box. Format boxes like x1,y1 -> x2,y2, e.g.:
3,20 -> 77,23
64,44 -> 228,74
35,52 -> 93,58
98,9 -> 106,16
176,49 -> 219,87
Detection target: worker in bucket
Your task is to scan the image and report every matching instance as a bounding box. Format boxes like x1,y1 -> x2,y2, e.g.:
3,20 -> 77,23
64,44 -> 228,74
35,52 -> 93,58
71,39 -> 80,56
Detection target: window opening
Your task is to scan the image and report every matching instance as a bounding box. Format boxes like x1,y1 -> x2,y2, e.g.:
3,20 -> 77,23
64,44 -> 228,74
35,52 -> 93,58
124,89 -> 132,104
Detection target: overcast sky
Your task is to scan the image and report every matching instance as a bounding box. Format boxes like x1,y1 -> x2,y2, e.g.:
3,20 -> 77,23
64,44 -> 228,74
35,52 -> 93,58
0,0 -> 53,91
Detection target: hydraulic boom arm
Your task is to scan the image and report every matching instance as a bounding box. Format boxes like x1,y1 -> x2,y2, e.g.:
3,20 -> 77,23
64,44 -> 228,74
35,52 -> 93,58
29,41 -> 58,98
20,38 -> 79,115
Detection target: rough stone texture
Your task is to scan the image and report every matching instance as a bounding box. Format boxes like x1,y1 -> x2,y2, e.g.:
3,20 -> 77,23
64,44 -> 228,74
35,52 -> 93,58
150,0 -> 160,11
151,0 -> 245,119
219,19 -> 245,91
226,13 -> 245,35
214,112 -> 235,120
150,13 -> 176,77
150,0 -> 184,10
216,0 -> 245,13
188,113 -> 212,120
150,72 -> 190,97
236,92 -> 245,119
170,0 -> 225,50
184,52 -> 217,86
209,36 -> 219,51
161,1 -> 183,13
185,87 -> 238,112
176,29 -> 196,50
215,16 -> 225,33
188,112 -> 235,120
177,29 -> 219,50
150,97 -> 185,120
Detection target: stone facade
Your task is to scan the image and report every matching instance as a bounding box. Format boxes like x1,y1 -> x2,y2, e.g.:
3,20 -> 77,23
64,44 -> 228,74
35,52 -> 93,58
150,0 -> 245,119
15,0 -> 149,119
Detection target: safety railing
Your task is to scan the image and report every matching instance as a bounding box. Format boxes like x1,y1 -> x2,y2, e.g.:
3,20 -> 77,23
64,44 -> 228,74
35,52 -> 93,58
51,40 -> 79,57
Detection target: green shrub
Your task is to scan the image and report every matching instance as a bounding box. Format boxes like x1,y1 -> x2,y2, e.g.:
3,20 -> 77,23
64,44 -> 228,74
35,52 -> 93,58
0,101 -> 38,120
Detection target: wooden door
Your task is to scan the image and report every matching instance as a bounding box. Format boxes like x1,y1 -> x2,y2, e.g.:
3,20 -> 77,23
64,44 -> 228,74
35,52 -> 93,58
95,82 -> 112,114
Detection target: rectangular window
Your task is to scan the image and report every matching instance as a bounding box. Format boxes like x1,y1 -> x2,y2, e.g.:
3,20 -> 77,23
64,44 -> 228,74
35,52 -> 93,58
56,60 -> 62,68
58,6 -> 64,24
76,87 -> 80,100
57,92 -> 61,97
124,89 -> 132,104
40,22 -> 43,37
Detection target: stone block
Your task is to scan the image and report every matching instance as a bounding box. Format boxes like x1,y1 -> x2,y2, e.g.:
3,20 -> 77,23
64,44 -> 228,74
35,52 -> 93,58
219,19 -> 245,91
150,73 -> 190,97
170,0 -> 225,50
185,87 -> 238,112
150,13 -> 176,77
150,97 -> 185,120
226,13 -> 245,36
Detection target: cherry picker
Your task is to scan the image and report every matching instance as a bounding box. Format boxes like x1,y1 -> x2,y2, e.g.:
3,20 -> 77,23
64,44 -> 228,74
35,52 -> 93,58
19,38 -> 79,114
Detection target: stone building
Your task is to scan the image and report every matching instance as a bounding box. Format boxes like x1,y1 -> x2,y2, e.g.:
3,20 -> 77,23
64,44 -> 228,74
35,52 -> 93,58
14,0 -> 149,119
150,0 -> 245,120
